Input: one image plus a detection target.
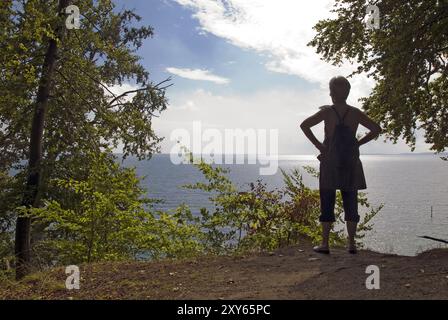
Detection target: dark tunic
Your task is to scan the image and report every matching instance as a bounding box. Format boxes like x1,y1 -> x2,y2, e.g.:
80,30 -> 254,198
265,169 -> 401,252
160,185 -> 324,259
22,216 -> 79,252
318,107 -> 367,191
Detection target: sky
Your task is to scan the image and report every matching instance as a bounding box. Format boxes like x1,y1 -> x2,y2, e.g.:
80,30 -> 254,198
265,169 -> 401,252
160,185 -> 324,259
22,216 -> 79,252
112,0 -> 434,155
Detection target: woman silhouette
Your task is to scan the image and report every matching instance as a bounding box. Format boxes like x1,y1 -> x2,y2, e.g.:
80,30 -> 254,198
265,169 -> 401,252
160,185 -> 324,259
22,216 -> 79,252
300,76 -> 381,254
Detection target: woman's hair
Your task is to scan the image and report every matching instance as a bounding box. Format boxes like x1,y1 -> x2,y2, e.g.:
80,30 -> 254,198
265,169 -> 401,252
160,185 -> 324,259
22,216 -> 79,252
329,76 -> 351,102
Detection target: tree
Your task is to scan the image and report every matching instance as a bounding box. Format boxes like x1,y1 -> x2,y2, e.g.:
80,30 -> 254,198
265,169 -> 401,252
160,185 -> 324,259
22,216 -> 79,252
0,0 -> 169,279
309,0 -> 448,152
25,152 -> 204,265
14,0 -> 70,281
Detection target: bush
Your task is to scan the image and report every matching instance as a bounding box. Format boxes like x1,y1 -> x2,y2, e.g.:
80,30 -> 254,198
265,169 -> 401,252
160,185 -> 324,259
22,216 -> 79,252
184,161 -> 383,253
8,153 -> 382,271
21,153 -> 204,266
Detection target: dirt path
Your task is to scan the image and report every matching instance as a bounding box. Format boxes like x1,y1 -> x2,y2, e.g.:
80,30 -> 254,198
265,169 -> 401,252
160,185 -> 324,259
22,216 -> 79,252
2,243 -> 448,299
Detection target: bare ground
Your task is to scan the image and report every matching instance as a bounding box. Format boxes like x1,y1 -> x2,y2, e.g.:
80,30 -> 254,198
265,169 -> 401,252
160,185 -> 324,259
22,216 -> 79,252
1,242 -> 448,300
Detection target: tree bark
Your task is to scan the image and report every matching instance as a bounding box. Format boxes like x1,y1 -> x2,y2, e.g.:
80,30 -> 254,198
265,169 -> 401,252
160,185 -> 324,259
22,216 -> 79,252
15,0 -> 70,280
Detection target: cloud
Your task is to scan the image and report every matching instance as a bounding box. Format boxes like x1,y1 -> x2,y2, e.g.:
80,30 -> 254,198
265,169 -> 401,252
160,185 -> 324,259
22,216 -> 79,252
166,67 -> 230,84
172,0 -> 374,99
177,100 -> 200,112
105,83 -> 140,103
153,88 -> 430,155
154,1 -> 433,154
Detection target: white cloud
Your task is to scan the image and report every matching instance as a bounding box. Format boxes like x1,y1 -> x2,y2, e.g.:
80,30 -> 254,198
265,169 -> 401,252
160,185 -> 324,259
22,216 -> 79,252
173,0 -> 375,100
153,88 -> 430,155
166,67 -> 230,84
154,1 -> 433,154
177,100 -> 200,112
105,83 -> 140,105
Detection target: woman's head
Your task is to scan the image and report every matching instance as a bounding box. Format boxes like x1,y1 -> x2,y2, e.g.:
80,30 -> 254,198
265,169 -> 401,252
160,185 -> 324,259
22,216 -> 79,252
329,76 -> 351,103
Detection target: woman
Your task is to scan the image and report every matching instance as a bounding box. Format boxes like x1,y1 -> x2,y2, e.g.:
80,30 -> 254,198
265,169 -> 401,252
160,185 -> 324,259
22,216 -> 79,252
300,76 -> 382,254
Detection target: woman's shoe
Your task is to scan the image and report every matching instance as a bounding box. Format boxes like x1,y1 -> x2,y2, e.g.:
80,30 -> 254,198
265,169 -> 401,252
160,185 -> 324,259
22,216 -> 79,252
313,246 -> 330,254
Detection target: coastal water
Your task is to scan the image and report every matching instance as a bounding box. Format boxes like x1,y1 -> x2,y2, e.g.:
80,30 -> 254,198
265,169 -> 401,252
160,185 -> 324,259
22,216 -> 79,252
124,154 -> 448,256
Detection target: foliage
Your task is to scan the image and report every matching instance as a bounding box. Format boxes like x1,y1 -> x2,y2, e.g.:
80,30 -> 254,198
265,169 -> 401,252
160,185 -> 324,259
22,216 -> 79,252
184,160 -> 383,254
0,0 -> 169,273
0,171 -> 21,272
1,155 -> 382,272
19,153 -> 203,267
1,0 -> 169,172
309,0 -> 448,152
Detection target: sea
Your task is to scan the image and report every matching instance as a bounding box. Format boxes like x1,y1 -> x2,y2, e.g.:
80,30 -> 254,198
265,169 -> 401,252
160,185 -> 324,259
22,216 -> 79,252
123,154 -> 448,256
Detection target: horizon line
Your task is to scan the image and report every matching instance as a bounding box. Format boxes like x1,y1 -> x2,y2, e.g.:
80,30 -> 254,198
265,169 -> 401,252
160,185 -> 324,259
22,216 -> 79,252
115,152 -> 448,157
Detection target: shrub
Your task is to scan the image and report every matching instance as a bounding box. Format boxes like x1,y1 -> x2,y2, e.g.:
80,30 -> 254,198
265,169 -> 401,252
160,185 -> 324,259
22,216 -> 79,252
184,161 -> 383,253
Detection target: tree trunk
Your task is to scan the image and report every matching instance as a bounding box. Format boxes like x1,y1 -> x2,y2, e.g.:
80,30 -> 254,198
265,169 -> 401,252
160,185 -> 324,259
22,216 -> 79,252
15,0 -> 69,280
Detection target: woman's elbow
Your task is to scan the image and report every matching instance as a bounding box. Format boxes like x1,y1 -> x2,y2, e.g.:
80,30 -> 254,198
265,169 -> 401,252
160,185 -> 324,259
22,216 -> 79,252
300,121 -> 308,131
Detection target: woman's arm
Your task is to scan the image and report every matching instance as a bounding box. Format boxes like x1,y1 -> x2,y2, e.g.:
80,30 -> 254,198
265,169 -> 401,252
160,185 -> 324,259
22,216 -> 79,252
357,111 -> 382,146
300,109 -> 326,152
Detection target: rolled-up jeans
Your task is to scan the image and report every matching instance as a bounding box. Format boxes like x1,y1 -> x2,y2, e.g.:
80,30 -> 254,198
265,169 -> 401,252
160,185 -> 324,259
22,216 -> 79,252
319,189 -> 360,223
